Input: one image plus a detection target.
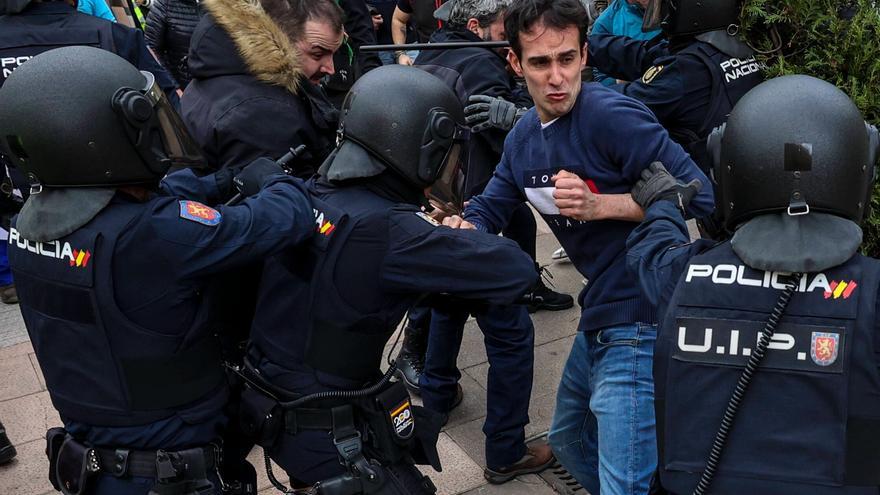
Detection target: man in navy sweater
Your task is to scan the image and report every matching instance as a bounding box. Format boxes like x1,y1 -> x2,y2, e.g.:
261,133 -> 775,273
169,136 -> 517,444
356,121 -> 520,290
449,0 -> 714,493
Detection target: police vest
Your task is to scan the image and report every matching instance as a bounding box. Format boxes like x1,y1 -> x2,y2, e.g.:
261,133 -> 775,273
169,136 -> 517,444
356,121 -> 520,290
656,242 -> 880,494
0,25 -> 115,86
250,189 -> 422,386
7,203 -> 226,427
669,41 -> 762,173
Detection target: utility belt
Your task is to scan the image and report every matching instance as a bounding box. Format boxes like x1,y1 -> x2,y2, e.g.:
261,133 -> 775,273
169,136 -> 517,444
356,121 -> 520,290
232,360 -> 442,495
45,427 -> 219,495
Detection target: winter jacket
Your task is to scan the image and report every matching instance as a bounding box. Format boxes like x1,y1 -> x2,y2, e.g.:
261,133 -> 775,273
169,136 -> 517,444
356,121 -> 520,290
181,0 -> 338,176
145,0 -> 200,87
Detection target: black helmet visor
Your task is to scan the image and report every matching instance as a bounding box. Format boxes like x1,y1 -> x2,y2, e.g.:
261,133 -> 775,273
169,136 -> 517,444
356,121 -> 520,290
140,71 -> 204,168
428,126 -> 468,214
428,143 -> 465,215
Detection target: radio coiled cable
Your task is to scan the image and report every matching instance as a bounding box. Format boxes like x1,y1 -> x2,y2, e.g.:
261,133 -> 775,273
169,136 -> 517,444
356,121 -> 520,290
692,272 -> 803,495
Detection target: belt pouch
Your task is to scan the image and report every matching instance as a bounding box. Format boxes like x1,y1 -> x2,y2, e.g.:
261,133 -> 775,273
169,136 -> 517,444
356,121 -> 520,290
239,386 -> 282,448
375,382 -> 416,447
55,435 -> 98,495
46,427 -> 66,491
409,406 -> 442,472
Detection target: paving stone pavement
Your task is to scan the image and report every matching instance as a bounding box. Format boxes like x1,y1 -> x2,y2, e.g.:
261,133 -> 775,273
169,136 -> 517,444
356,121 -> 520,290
0,215 -> 587,494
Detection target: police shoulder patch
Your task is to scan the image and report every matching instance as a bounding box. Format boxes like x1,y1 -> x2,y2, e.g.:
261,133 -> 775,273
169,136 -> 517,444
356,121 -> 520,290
641,65 -> 664,84
416,211 -> 440,226
179,200 -> 222,226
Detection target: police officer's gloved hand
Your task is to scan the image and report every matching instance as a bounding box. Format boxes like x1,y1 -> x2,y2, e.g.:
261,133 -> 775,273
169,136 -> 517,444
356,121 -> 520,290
465,95 -> 527,133
233,157 -> 285,197
631,162 -> 702,214
213,167 -> 238,199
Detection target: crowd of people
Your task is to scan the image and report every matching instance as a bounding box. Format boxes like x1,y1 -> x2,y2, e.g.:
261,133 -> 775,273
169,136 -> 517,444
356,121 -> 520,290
0,0 -> 879,495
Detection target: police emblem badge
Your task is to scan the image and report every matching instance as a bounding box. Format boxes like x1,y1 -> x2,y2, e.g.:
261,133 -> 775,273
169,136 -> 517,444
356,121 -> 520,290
179,200 -> 222,226
641,65 -> 664,84
810,332 -> 840,366
389,399 -> 415,439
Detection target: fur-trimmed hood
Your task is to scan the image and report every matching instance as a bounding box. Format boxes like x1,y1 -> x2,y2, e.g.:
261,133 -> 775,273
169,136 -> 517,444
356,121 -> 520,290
188,0 -> 303,94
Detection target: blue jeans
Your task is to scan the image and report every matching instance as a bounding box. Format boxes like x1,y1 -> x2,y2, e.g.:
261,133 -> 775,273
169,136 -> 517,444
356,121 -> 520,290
548,324 -> 657,495
0,241 -> 12,286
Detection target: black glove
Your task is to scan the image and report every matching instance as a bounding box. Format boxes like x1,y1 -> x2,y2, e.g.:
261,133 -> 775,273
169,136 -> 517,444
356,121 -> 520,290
631,162 -> 702,213
233,157 -> 284,197
212,167 -> 238,199
464,95 -> 527,133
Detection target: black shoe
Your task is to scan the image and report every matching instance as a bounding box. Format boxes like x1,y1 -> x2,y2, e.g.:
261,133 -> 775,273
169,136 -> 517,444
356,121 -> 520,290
396,350 -> 425,393
0,421 -> 17,465
395,324 -> 428,393
525,277 -> 574,314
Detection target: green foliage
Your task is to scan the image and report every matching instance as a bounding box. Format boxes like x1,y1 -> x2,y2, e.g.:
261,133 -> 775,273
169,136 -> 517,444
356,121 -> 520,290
739,0 -> 880,255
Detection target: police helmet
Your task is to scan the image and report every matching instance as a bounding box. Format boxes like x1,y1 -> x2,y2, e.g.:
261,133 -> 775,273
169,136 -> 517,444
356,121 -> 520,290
710,75 -> 877,230
707,75 -> 879,273
0,45 -> 203,189
642,0 -> 740,37
324,65 -> 467,190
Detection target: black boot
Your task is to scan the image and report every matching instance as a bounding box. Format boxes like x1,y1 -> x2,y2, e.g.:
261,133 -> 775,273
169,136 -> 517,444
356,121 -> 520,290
525,264 -> 574,313
395,322 -> 428,394
0,420 -> 17,465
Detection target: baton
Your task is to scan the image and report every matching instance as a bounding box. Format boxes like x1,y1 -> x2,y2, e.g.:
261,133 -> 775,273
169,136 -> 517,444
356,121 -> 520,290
360,41 -> 509,52
225,145 -> 307,206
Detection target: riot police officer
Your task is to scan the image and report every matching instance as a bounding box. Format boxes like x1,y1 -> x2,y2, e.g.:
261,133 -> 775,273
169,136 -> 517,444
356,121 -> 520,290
0,0 -> 179,247
587,0 -> 763,175
0,46 -> 317,495
237,65 -> 538,494
626,75 -> 880,494
0,0 -> 177,99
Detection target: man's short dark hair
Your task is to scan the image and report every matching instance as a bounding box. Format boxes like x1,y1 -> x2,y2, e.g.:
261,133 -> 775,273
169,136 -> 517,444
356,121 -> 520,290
504,0 -> 588,58
261,0 -> 345,42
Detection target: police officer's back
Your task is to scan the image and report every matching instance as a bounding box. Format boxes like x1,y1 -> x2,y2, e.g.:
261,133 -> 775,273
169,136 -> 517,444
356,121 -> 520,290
588,0 -> 762,175
239,65 -> 538,494
626,75 -> 880,494
0,46 -> 316,495
0,0 -> 177,97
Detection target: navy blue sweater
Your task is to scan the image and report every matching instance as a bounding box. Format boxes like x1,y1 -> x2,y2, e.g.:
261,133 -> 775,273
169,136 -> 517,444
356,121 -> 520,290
465,83 -> 714,331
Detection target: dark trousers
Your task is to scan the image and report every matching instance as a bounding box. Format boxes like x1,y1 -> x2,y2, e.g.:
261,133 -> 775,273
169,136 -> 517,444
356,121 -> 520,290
406,304 -> 432,332
420,304 -> 534,469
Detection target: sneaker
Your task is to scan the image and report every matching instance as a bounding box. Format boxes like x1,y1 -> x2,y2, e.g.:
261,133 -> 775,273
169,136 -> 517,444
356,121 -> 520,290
525,267 -> 574,313
0,285 -> 17,305
484,442 -> 554,484
0,421 -> 16,465
551,247 -> 568,260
